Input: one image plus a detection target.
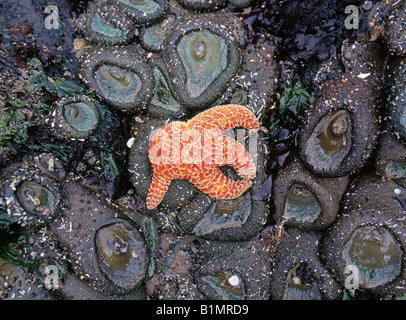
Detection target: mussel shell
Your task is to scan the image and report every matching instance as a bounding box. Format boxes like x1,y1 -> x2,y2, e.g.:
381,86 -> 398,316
84,2 -> 136,45
81,46 -> 154,112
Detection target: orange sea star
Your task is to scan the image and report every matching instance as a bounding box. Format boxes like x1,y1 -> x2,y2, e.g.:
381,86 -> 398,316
146,104 -> 260,210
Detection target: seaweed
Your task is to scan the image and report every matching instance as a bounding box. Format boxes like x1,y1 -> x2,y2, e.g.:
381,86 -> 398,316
269,77 -> 310,140
26,57 -> 85,98
239,0 -> 361,61
253,77 -> 309,202
0,211 -> 38,271
100,149 -> 128,199
0,99 -> 39,149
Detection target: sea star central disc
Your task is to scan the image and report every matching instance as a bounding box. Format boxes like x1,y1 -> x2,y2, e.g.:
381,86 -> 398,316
146,104 -> 260,210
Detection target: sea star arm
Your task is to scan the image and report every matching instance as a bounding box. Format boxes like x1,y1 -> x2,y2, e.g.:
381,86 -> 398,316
222,136 -> 257,180
187,104 -> 260,132
203,135 -> 256,179
189,167 -> 252,200
146,170 -> 172,209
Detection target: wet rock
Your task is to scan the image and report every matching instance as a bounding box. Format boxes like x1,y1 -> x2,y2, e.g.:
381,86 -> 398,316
0,260 -> 52,300
49,180 -> 149,296
59,272 -> 146,300
194,238 -> 272,299
0,154 -> 63,227
271,228 -> 341,300
298,35 -> 384,177
375,129 -> 406,180
320,173 -> 406,297
146,234 -> 205,299
273,158 -> 349,230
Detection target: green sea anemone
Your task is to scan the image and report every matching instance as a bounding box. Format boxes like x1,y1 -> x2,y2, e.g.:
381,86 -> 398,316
162,18 -> 240,110
84,2 -> 136,45
81,46 -> 154,113
51,95 -> 101,140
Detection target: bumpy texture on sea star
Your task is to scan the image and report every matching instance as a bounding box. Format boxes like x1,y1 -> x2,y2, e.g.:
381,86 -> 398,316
146,104 -> 260,210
